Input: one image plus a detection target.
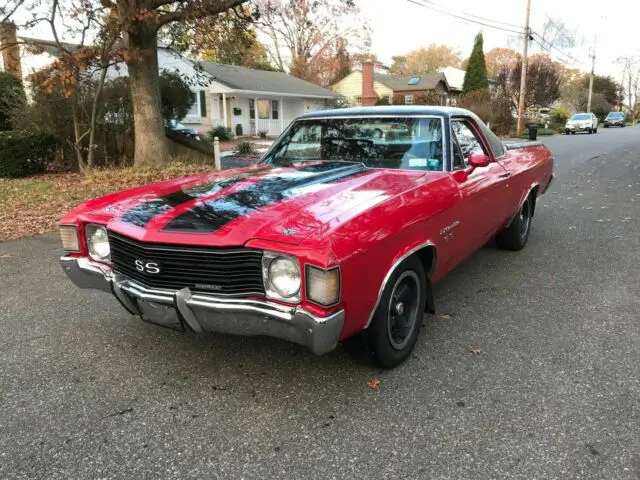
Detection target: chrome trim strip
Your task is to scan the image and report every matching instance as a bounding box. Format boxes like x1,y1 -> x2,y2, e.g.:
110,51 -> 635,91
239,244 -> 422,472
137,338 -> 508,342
108,231 -> 264,256
364,241 -> 436,329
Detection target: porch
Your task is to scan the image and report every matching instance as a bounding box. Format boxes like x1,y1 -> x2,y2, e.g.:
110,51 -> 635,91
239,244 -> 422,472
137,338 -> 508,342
209,92 -> 328,137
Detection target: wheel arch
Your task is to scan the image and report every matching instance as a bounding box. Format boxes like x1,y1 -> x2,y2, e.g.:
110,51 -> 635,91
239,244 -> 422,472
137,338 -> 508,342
364,241 -> 437,329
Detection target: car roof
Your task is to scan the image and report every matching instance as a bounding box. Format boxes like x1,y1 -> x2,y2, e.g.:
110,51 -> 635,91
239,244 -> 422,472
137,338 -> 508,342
297,105 -> 476,119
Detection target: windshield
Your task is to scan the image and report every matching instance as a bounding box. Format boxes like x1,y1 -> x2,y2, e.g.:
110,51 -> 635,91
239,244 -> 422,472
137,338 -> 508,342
607,112 -> 624,118
571,114 -> 592,120
263,117 -> 444,171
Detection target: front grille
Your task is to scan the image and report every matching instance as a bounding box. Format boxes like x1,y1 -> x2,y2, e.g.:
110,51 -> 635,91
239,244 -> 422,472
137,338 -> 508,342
108,231 -> 265,296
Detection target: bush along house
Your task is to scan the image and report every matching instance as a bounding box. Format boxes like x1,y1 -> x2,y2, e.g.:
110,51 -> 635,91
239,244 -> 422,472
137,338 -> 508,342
330,61 -> 451,106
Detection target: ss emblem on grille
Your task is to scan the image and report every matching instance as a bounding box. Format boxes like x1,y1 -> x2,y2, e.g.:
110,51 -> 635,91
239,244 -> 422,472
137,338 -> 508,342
135,260 -> 160,274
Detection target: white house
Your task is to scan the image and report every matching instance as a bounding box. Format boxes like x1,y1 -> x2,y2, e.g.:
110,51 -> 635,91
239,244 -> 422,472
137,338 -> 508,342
0,23 -> 339,137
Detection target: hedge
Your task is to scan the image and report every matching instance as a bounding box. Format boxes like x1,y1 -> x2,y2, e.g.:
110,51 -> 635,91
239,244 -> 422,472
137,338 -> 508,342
0,131 -> 57,178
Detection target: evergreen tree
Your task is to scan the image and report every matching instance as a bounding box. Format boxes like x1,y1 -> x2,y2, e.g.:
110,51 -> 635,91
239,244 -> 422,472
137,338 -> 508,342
463,32 -> 490,94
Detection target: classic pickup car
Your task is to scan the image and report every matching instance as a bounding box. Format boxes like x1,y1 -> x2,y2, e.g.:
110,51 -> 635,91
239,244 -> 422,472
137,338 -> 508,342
59,106 -> 554,368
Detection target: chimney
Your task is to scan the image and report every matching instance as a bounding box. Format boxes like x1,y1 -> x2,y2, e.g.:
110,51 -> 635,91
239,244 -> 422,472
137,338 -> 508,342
0,22 -> 22,80
361,61 -> 378,107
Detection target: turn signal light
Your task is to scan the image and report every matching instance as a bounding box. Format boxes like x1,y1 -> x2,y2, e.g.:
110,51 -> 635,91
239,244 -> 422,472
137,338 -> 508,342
59,225 -> 80,252
306,266 -> 340,307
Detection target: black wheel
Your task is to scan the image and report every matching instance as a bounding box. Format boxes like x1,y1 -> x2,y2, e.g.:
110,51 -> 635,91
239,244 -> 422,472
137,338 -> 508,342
588,128 -> 592,134
571,131 -> 576,135
594,127 -> 598,133
496,195 -> 533,251
367,256 -> 426,369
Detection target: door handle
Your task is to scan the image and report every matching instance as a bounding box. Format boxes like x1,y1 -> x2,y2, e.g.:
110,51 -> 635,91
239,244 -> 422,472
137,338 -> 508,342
498,172 -> 511,178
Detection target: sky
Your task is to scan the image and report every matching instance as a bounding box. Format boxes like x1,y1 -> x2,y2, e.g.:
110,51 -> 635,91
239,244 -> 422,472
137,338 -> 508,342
9,0 -> 638,81
359,0 -> 638,79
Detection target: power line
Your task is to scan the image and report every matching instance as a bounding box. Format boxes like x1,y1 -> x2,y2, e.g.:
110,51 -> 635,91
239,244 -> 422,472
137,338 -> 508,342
530,30 -> 579,64
405,0 -> 524,35
418,0 -> 524,30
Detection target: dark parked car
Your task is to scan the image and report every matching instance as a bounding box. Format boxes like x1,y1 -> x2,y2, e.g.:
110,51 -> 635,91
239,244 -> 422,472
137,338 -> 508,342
166,120 -> 202,140
604,112 -> 626,128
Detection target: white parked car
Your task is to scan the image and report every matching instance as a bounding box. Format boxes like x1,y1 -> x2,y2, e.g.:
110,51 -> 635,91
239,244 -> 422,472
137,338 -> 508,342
565,113 -> 598,135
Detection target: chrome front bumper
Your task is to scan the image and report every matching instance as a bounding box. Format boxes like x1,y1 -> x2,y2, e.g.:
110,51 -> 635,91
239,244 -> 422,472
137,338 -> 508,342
60,256 -> 344,355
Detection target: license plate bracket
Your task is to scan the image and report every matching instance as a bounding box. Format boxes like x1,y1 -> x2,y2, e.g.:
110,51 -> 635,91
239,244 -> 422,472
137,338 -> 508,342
136,299 -> 184,331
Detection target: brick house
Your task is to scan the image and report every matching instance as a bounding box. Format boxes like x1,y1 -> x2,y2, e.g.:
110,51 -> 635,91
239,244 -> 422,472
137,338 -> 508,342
331,62 -> 451,106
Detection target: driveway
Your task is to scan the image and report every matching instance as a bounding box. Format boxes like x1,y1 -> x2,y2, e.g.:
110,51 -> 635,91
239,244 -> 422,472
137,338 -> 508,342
1,128 -> 639,479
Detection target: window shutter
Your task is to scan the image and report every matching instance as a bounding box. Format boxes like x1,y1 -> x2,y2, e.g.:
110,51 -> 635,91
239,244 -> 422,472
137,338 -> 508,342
199,90 -> 207,117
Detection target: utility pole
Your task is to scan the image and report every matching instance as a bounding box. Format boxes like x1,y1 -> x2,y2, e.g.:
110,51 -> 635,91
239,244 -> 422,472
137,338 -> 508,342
516,0 -> 532,137
587,35 -> 597,112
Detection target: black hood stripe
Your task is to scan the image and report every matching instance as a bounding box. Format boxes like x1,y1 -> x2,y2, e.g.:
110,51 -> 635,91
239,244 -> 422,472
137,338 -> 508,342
162,162 -> 367,233
119,169 -> 271,228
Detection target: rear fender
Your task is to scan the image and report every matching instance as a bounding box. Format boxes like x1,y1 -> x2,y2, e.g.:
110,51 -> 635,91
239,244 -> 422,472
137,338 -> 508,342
506,183 -> 539,227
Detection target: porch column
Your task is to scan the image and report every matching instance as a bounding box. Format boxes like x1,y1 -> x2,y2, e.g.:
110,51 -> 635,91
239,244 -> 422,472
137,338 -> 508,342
254,97 -> 259,135
222,92 -> 228,129
280,98 -> 284,133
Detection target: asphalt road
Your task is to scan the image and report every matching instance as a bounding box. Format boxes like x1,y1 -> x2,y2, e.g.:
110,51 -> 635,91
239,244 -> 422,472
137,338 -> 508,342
1,127 -> 639,479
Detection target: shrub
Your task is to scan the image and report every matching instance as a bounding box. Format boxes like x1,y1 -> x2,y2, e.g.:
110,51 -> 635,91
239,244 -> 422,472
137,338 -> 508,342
413,92 -> 441,105
236,141 -> 254,155
0,72 -> 26,131
375,97 -> 390,106
258,130 -> 268,139
159,70 -> 196,123
458,90 -> 513,136
208,126 -> 234,142
0,131 -> 58,178
549,107 -> 570,126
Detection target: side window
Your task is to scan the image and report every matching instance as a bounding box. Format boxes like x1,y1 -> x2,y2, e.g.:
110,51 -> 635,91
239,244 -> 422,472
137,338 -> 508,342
451,120 -> 488,169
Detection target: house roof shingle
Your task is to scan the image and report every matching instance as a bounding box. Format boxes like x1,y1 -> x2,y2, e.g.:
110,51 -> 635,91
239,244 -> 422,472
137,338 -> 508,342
198,62 -> 339,98
373,72 -> 449,92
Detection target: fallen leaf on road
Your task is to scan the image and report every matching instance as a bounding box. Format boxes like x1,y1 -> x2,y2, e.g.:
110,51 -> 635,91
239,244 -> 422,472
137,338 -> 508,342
0,253 -> 12,258
596,219 -> 604,223
584,207 -> 593,210
439,313 -> 453,320
367,379 -> 381,389
470,348 -> 483,356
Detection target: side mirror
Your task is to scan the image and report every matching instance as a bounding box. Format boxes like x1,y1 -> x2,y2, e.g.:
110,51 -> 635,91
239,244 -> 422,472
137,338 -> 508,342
468,153 -> 490,169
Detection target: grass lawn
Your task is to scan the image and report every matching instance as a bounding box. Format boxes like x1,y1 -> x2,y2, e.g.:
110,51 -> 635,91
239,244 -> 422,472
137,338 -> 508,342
0,163 -> 217,242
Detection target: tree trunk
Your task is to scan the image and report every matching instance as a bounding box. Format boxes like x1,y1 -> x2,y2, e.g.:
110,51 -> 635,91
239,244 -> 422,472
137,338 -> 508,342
71,102 -> 88,174
126,27 -> 169,167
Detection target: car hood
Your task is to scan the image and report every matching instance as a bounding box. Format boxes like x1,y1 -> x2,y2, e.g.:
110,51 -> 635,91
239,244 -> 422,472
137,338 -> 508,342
69,162 -> 429,247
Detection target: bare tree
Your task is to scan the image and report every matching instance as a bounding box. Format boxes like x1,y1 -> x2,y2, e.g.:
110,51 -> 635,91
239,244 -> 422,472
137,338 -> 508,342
255,0 -> 369,80
617,55 -> 640,121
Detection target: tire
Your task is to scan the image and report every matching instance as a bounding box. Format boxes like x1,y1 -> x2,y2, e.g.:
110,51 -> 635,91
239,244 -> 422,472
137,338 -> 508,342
588,128 -> 592,134
367,256 -> 427,369
496,195 -> 533,251
571,131 -> 575,135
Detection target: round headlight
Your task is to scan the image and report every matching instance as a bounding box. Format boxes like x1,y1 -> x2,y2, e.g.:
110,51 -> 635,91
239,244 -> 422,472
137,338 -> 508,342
86,225 -> 110,262
268,257 -> 301,298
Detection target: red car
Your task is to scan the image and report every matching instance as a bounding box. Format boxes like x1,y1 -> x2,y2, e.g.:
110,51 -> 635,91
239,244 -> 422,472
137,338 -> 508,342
59,107 -> 554,368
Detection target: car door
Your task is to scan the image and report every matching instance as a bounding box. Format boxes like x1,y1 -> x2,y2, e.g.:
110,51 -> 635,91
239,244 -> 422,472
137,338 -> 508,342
450,118 -> 512,251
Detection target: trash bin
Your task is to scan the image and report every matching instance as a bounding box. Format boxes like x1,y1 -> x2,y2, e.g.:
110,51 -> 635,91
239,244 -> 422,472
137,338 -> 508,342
528,124 -> 538,141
